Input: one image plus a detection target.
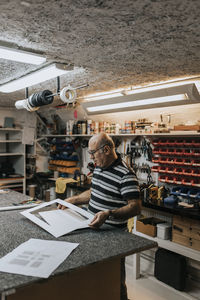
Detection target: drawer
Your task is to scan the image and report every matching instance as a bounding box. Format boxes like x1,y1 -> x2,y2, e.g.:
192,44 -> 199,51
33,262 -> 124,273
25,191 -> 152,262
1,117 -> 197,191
173,215 -> 191,227
173,224 -> 200,240
172,232 -> 200,251
190,219 -> 200,230
173,215 -> 200,230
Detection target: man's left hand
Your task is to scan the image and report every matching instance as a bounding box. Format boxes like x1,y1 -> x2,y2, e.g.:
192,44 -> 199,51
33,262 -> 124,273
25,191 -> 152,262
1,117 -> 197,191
89,210 -> 109,229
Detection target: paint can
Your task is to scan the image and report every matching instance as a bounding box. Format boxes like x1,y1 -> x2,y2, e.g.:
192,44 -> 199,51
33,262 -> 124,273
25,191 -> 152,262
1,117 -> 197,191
28,184 -> 37,198
45,189 -> 50,202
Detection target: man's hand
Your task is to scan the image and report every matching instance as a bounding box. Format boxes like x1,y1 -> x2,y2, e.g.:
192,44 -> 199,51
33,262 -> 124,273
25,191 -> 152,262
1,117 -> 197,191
89,210 -> 110,229
57,196 -> 76,210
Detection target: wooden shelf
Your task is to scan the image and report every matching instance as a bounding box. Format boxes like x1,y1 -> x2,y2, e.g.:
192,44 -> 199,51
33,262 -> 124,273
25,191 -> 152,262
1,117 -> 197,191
0,153 -> 24,156
0,178 -> 24,185
0,129 -> 26,194
0,128 -> 22,131
0,140 -> 21,143
42,131 -> 200,138
0,184 -> 23,189
132,229 -> 200,262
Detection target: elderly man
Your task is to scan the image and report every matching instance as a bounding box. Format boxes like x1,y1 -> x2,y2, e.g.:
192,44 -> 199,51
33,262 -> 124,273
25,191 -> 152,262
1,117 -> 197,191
59,132 -> 140,300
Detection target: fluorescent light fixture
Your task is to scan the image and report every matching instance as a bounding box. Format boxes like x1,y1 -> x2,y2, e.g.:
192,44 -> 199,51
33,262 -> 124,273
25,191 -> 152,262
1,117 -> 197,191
83,88 -> 127,99
0,63 -> 72,93
82,83 -> 200,115
82,76 -> 200,102
0,45 -> 46,65
84,92 -> 124,101
87,94 -> 188,112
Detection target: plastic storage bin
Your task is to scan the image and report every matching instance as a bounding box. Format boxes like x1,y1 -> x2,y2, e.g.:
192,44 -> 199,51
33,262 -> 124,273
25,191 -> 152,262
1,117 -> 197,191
157,223 -> 171,240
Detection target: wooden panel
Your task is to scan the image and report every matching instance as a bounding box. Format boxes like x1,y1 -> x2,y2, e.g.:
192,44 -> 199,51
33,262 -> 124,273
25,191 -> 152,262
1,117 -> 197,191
172,232 -> 200,251
49,160 -> 77,167
173,215 -> 200,230
8,258 -> 121,300
173,224 -> 200,240
173,215 -> 191,227
190,219 -> 200,230
191,227 -> 200,240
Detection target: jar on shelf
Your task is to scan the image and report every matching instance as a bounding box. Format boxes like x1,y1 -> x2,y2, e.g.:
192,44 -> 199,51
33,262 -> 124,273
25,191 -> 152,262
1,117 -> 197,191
94,122 -> 99,134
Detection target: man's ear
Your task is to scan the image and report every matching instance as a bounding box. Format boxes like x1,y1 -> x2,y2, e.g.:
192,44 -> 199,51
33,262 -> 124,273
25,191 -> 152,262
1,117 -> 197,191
104,145 -> 110,154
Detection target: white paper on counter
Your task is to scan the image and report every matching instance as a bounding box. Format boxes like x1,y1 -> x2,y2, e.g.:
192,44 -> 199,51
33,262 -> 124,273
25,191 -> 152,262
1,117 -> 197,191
0,238 -> 79,278
20,199 -> 94,238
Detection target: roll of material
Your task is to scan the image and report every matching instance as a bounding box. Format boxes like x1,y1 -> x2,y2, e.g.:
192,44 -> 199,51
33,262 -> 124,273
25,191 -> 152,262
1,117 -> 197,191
15,90 -> 54,111
60,85 -> 77,103
28,90 -> 54,107
15,99 -> 39,111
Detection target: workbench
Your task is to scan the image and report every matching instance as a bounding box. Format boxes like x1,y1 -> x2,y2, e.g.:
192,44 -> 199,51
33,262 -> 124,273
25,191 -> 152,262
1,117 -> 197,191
0,190 -> 157,300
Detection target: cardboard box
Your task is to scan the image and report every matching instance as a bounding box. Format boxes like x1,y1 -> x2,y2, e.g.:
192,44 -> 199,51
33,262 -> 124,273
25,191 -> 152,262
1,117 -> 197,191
136,217 -> 165,237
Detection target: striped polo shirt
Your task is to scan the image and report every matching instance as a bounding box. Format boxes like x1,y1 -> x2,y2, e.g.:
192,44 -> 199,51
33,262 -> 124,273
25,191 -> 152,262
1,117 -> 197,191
88,155 -> 140,228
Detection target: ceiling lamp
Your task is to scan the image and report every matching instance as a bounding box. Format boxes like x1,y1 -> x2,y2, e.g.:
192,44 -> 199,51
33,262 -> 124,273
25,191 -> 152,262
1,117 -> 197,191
0,63 -> 73,93
0,45 -> 46,65
82,83 -> 200,115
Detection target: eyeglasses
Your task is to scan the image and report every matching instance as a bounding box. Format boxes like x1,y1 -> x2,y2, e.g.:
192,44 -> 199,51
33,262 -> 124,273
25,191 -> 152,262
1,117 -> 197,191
88,144 -> 107,156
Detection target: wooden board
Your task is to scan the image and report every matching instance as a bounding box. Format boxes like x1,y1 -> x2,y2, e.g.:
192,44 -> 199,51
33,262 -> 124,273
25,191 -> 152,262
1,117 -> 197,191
8,258 -> 121,300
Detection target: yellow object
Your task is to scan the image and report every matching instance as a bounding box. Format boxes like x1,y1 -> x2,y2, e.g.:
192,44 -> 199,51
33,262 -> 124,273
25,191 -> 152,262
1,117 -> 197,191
127,217 -> 134,233
149,186 -> 158,200
55,177 -> 77,194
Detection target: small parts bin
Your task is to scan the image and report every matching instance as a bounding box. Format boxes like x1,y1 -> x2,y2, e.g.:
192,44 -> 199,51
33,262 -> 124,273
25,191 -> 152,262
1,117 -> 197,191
157,223 -> 172,240
151,165 -> 159,172
193,159 -> 200,166
174,158 -> 184,165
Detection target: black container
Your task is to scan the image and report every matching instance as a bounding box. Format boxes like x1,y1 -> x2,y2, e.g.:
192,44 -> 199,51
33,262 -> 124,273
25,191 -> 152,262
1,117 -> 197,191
154,248 -> 187,291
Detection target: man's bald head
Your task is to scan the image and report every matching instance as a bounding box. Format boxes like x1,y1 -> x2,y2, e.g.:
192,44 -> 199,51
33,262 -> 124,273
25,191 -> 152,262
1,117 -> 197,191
88,133 -> 117,168
89,132 -> 115,148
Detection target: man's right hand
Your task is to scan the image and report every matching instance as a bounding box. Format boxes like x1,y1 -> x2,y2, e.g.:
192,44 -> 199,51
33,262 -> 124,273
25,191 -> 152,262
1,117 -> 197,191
57,196 -> 77,210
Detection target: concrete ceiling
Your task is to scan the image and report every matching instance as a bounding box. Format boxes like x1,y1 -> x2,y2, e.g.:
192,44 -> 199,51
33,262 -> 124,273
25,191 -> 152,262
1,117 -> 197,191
0,0 -> 200,108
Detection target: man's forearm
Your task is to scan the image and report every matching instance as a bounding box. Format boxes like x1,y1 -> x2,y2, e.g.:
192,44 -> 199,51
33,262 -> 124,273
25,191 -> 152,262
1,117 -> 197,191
108,199 -> 141,220
66,189 -> 91,205
89,199 -> 141,228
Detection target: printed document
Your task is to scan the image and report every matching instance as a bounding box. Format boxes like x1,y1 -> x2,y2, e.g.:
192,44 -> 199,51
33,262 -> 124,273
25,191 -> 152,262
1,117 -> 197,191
0,238 -> 78,278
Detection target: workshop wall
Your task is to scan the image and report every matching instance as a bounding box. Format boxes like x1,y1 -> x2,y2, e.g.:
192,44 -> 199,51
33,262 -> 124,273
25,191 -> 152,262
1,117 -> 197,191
0,108 -> 36,129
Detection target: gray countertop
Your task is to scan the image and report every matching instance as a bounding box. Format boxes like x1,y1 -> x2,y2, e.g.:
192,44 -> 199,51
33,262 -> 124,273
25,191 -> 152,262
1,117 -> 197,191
0,190 -> 157,293
0,190 -> 32,207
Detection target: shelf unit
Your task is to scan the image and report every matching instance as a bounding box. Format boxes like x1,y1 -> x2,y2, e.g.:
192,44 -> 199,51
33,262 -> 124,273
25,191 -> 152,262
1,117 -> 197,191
0,128 -> 25,193
132,212 -> 200,281
133,226 -> 200,262
46,136 -> 80,175
42,131 -> 200,138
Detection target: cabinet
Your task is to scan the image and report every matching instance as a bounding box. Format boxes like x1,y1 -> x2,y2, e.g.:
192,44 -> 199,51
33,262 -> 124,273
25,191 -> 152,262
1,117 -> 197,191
0,128 -> 26,193
172,215 -> 200,251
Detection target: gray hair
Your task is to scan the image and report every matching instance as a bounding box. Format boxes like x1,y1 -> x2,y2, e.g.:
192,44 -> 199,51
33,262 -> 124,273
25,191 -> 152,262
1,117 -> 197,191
89,132 -> 115,149
98,134 -> 114,148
